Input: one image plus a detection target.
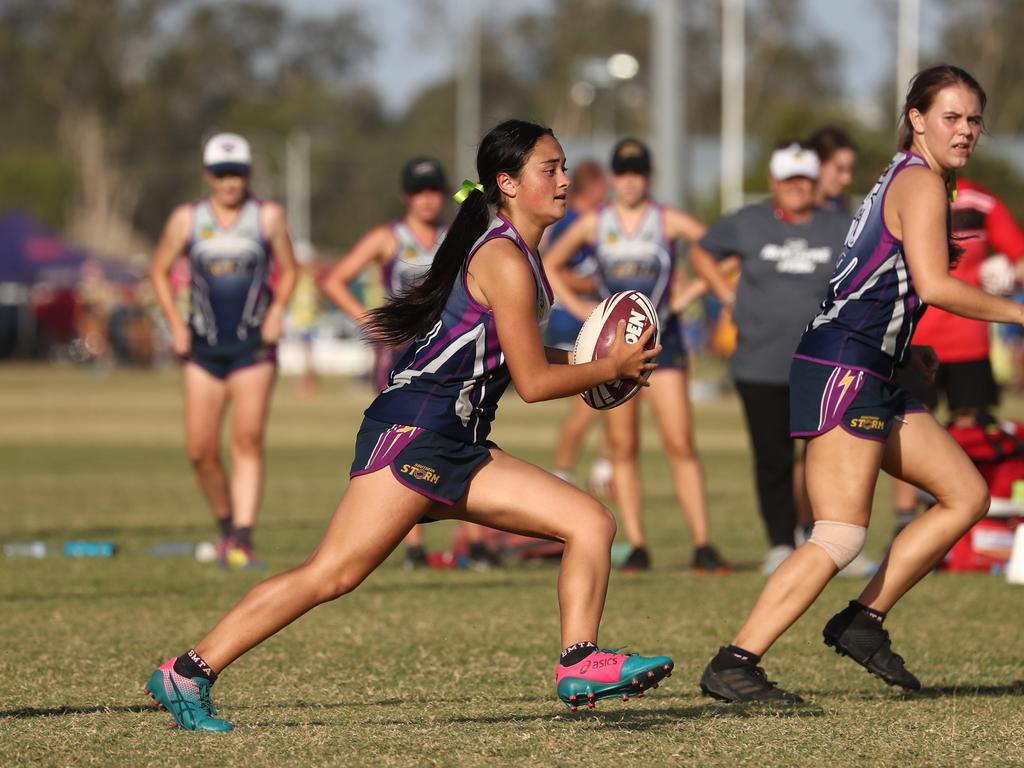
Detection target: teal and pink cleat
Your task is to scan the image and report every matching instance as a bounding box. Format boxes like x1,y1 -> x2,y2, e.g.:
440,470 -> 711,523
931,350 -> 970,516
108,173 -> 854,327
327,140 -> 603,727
556,648 -> 674,710
144,658 -> 233,732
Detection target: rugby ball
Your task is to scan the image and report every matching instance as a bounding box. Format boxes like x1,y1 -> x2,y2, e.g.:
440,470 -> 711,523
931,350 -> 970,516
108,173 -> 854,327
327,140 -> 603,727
574,291 -> 660,410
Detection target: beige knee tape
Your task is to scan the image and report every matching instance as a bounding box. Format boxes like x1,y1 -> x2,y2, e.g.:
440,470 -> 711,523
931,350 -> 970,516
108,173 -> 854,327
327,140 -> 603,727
808,521 -> 867,569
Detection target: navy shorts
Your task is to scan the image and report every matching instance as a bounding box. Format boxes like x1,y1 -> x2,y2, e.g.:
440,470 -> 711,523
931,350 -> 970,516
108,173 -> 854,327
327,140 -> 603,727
789,357 -> 927,442
188,340 -> 277,380
349,417 -> 497,506
654,315 -> 688,372
545,308 -> 583,351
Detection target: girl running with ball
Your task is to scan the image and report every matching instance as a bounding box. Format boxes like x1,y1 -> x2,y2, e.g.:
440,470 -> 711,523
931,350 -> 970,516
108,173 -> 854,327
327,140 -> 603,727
145,119 -> 672,731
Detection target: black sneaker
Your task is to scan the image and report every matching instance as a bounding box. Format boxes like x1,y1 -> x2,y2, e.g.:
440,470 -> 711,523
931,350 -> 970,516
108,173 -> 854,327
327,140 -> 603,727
403,544 -> 428,570
699,659 -> 804,704
467,541 -> 503,571
823,602 -> 921,690
621,546 -> 651,572
692,544 -> 731,573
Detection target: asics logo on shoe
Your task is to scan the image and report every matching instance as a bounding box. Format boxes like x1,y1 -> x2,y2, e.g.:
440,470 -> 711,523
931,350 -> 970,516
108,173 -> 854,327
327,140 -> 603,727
578,656 -> 619,675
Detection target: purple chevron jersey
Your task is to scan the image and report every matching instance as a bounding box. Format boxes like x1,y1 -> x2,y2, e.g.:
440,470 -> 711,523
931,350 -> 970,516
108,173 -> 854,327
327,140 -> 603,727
794,151 -> 930,380
593,202 -> 675,315
364,214 -> 553,443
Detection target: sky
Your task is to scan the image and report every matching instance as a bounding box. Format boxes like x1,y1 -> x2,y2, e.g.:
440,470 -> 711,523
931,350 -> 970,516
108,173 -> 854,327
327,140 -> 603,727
283,0 -> 945,116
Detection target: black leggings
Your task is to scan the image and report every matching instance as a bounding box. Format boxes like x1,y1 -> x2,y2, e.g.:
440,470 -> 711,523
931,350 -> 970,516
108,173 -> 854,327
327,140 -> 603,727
735,380 -> 797,548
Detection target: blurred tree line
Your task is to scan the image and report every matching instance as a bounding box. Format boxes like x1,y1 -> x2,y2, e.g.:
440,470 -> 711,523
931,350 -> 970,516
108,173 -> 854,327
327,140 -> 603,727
1,0 -> 1023,258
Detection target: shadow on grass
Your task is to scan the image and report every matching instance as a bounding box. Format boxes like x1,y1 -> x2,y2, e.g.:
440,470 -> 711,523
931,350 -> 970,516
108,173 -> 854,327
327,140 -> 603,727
239,695 -> 825,729
0,704 -> 154,719
902,681 -> 1024,699
435,701 -> 826,728
242,703 -> 826,730
0,590 -> 171,603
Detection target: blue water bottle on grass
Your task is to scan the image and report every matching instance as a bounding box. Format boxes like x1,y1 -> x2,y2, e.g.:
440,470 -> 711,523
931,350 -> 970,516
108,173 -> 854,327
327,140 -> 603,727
63,540 -> 117,558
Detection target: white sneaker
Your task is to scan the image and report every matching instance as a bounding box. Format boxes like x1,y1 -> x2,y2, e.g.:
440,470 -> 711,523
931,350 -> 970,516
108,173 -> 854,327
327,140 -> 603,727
587,458 -> 614,500
837,551 -> 880,579
761,545 -> 794,577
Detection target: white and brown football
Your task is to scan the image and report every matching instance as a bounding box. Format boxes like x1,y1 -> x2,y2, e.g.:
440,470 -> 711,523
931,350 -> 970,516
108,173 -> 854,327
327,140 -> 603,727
574,291 -> 660,410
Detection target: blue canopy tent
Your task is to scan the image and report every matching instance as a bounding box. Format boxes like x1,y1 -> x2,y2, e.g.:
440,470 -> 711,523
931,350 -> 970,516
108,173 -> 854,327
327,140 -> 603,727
0,211 -> 91,358
0,211 -> 90,287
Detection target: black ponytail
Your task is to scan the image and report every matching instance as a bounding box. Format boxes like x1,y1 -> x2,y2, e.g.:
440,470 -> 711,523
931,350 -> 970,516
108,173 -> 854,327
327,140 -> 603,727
366,119 -> 554,347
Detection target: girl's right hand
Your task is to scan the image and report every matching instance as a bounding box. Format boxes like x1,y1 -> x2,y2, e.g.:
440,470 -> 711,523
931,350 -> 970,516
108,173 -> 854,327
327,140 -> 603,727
171,322 -> 191,357
608,320 -> 660,383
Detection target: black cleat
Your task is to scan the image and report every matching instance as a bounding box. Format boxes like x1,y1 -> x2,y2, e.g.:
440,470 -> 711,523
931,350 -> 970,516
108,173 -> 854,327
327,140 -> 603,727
823,602 -> 921,690
621,546 -> 651,572
699,660 -> 804,704
403,544 -> 429,571
467,541 -> 503,571
692,544 -> 731,574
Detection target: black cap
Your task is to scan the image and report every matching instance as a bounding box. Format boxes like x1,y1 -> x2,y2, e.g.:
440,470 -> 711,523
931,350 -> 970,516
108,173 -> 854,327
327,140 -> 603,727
401,156 -> 448,194
610,138 -> 652,176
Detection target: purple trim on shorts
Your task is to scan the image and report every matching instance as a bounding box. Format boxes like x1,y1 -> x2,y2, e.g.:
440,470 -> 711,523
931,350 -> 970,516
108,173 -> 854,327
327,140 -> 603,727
792,424 -> 887,443
839,421 -> 887,443
228,346 -> 277,377
388,465 -> 456,505
792,354 -> 890,382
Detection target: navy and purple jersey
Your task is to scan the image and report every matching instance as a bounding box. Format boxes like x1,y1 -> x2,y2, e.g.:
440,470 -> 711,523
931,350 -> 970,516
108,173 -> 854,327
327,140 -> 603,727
364,214 -> 553,444
593,203 -> 674,316
384,221 -> 446,297
187,198 -> 272,349
794,151 -> 930,380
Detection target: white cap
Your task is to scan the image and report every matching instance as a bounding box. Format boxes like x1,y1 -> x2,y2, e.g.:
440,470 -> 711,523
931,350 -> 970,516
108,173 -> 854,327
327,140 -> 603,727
770,143 -> 819,181
203,133 -> 252,174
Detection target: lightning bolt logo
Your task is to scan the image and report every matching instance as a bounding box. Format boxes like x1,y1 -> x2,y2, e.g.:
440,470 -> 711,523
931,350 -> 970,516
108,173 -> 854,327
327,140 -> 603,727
836,371 -> 856,403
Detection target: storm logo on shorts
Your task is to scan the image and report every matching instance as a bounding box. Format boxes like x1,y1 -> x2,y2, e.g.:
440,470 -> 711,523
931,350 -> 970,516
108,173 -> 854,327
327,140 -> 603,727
849,415 -> 885,431
401,463 -> 441,484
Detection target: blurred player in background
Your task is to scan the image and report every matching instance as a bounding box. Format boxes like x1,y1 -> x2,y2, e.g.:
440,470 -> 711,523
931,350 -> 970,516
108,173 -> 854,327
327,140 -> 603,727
699,65 -> 1010,703
892,175 -> 1024,534
807,125 -> 859,214
545,138 -> 728,573
541,159 -> 614,492
287,239 -> 322,398
145,119 -> 672,732
689,141 -> 852,577
150,133 -> 297,569
321,157 -> 500,570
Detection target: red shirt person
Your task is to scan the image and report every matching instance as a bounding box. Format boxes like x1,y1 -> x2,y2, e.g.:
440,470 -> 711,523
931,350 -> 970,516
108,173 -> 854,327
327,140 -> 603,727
904,177 -> 1024,415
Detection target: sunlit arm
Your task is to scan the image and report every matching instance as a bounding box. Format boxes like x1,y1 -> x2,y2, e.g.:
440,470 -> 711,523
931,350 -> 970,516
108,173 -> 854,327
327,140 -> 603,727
320,226 -> 394,326
473,239 -> 656,403
895,168 -> 1024,325
149,204 -> 192,350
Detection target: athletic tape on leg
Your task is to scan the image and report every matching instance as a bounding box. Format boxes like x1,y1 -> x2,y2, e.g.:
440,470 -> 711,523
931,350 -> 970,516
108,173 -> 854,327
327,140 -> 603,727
807,520 -> 867,569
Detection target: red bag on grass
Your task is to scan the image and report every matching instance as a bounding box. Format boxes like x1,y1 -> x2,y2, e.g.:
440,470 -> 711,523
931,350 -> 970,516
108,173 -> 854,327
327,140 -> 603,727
942,420 -> 1024,571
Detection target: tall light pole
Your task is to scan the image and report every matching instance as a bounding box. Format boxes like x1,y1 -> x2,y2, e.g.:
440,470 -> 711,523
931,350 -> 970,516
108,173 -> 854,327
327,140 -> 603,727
285,130 -> 310,243
455,10 -> 481,184
651,0 -> 685,206
896,0 -> 920,120
721,0 -> 745,213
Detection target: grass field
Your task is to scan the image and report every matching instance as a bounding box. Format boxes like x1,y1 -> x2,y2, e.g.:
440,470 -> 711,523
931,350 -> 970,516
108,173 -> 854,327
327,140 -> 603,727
1,365 -> 1023,767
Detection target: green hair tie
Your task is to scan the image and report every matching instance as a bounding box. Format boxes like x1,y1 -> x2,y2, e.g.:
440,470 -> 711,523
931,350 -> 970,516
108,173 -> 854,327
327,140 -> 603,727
453,179 -> 484,204
948,171 -> 958,203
